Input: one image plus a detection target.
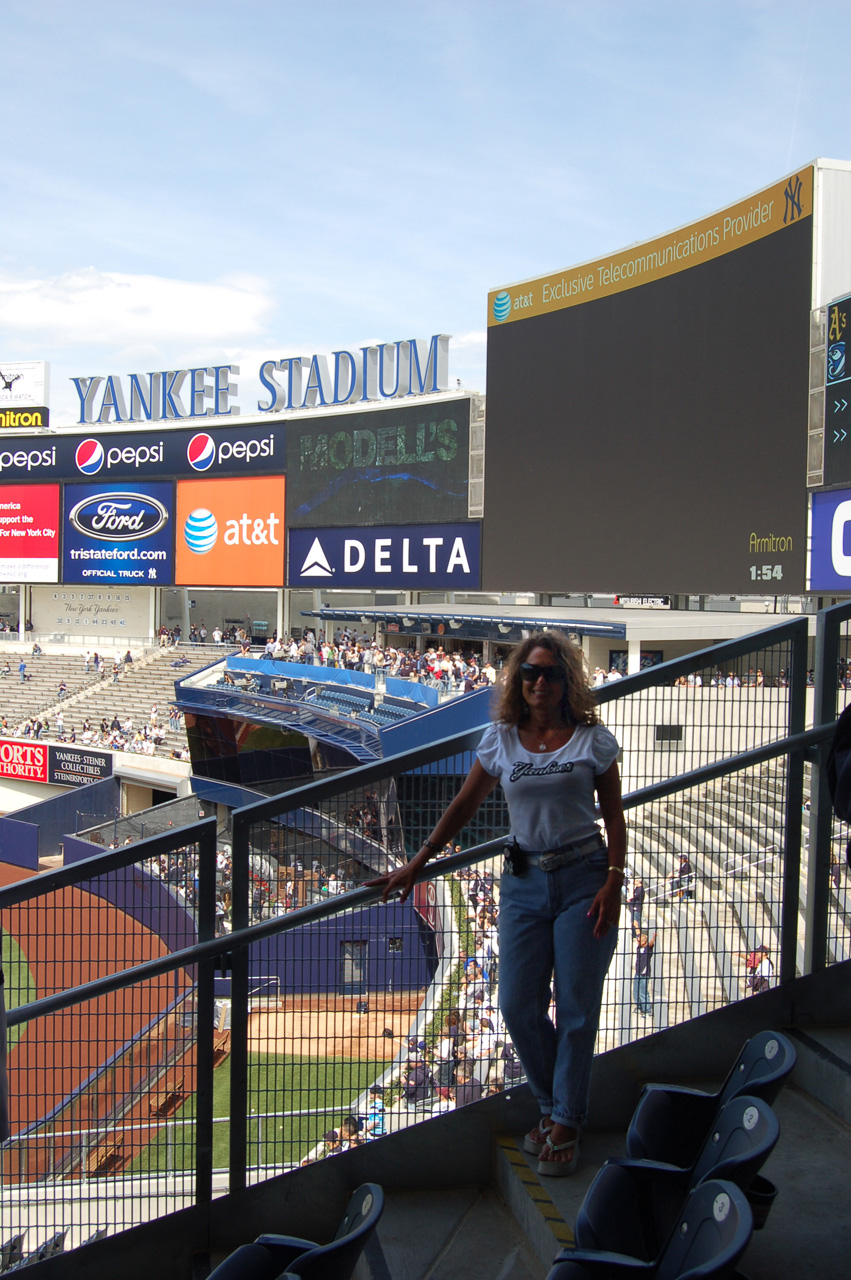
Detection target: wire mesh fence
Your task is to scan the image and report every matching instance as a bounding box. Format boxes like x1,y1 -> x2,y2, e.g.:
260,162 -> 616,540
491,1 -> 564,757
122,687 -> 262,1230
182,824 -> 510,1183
0,612 -> 841,1264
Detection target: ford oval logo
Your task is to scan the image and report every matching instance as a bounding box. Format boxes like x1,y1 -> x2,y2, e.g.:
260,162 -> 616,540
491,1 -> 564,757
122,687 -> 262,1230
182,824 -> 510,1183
69,492 -> 169,541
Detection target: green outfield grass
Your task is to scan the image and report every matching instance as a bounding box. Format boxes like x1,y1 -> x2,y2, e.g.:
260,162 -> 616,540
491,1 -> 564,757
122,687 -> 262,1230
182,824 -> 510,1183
1,928 -> 37,1049
130,1052 -> 386,1174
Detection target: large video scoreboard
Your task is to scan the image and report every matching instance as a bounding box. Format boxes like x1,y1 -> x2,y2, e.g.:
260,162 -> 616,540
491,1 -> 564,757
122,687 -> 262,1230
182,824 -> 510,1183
483,169 -> 815,596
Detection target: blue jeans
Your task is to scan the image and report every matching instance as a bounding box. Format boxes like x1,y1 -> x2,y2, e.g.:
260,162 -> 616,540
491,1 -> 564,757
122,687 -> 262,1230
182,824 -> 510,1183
498,849 -> 617,1129
633,974 -> 652,1015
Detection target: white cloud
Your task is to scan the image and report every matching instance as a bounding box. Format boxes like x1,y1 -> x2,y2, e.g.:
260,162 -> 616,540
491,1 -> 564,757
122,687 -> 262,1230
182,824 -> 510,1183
0,268 -> 276,347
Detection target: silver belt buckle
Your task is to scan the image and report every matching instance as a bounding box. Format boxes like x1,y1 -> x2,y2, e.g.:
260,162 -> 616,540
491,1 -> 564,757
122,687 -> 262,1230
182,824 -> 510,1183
538,850 -> 567,872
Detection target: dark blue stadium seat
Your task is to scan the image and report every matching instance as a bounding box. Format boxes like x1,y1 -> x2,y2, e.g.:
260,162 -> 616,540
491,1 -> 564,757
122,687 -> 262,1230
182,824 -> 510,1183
550,1179 -> 752,1280
625,1031 -> 794,1169
208,1184 -> 383,1280
575,1095 -> 778,1260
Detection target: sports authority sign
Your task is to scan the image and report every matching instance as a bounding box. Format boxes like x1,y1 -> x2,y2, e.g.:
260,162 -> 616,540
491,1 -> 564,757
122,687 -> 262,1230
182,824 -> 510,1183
0,740 -> 112,787
0,740 -> 48,781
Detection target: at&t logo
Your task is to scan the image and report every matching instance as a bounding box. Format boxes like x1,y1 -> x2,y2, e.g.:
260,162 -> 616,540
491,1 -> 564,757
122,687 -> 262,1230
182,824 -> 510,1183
183,508 -> 280,552
492,291 -> 511,322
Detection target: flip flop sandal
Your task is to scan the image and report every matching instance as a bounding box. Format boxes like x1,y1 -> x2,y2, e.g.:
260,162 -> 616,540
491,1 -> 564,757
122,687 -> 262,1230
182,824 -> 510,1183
522,1120 -> 553,1156
537,1131 -> 580,1177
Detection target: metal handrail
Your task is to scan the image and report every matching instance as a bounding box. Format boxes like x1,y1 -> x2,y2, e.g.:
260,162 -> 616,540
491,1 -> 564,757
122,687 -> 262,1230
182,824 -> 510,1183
7,723 -> 833,1030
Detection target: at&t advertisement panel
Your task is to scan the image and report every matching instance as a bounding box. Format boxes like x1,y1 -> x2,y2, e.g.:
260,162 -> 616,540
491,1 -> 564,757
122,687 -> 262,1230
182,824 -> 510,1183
175,476 -> 285,587
62,482 -> 174,585
288,523 -> 481,589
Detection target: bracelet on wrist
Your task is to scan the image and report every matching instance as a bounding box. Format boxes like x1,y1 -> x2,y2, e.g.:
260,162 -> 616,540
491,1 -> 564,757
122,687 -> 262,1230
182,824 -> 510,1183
608,865 -> 625,877
422,840 -> 441,855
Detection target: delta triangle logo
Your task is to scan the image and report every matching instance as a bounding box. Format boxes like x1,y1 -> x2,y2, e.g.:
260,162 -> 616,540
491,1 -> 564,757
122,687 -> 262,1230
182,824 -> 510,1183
300,537 -> 334,577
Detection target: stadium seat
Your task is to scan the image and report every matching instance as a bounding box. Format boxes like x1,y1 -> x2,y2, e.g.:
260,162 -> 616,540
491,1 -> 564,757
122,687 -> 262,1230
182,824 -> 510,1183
625,1031 -> 795,1169
208,1184 -> 383,1280
0,1234 -> 24,1272
575,1094 -> 778,1260
550,1179 -> 753,1280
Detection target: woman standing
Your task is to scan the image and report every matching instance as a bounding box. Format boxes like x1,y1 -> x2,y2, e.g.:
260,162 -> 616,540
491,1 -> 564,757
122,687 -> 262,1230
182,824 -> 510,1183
371,632 -> 625,1176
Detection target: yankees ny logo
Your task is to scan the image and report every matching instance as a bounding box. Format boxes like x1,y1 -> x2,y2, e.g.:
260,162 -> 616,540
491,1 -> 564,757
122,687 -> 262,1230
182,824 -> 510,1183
783,174 -> 803,224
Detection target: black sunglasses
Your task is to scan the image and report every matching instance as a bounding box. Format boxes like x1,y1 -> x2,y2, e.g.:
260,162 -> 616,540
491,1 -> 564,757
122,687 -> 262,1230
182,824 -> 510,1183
520,662 -> 566,683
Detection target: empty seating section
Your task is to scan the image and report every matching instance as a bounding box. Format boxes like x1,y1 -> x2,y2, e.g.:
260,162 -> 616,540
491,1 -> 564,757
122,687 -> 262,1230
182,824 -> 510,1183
548,1179 -> 754,1280
207,1184 -> 384,1280
549,1032 -> 794,1280
0,644 -> 195,758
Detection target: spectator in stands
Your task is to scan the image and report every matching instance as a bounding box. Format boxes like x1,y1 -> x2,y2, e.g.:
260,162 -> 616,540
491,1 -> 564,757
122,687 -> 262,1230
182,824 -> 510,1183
18,659 -> 26,683
124,649 -> 133,667
627,876 -> 645,929
31,643 -> 42,657
58,680 -> 67,700
338,1116 -> 363,1149
370,631 -> 625,1177
364,1086 -> 386,1138
112,661 -> 121,683
454,1060 -> 482,1107
0,662 -> 9,678
633,928 -> 656,1017
83,651 -> 91,672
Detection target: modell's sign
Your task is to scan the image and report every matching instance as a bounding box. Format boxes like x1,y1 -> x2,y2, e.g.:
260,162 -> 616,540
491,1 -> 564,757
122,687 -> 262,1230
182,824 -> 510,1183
70,335 -> 450,423
0,740 -> 48,782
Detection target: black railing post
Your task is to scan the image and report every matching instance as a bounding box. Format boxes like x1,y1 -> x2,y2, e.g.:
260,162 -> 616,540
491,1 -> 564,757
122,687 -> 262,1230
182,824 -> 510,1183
779,619 -> 808,985
228,810 -> 250,1193
194,819 -> 218,1207
807,604 -> 847,969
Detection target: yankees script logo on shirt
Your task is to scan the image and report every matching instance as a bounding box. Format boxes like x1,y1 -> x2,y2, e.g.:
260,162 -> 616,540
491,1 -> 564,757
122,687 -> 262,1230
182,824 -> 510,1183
509,760 -> 575,783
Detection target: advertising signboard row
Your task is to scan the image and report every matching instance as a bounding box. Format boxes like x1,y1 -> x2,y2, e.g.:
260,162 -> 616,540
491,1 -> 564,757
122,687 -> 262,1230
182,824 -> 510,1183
0,738 -> 112,787
3,479 -> 481,590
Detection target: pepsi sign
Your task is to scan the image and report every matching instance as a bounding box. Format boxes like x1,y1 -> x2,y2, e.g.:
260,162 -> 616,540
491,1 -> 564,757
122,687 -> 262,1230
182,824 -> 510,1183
63,482 -> 174,585
0,422 -> 286,482
288,523 -> 481,589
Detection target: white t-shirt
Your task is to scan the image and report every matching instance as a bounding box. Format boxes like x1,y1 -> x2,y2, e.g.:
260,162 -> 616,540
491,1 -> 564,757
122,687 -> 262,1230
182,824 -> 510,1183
476,721 -> 619,852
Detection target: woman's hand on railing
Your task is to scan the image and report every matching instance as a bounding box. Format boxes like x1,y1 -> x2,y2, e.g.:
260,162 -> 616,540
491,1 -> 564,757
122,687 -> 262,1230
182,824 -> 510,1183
366,854 -> 427,904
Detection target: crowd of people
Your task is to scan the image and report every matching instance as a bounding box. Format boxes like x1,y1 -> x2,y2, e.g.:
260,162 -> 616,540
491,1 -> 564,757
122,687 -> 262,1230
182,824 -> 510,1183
309,860 -> 520,1162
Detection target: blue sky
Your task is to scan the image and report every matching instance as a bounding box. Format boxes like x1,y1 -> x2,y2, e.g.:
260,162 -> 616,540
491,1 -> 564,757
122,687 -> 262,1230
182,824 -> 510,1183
0,0 -> 844,425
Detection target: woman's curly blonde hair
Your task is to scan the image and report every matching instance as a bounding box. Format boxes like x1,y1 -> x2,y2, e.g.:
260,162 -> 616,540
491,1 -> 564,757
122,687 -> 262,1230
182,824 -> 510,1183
494,632 -> 599,728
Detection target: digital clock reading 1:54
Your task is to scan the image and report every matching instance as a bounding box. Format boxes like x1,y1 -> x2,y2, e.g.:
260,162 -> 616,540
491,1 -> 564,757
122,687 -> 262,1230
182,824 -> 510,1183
749,565 -> 783,581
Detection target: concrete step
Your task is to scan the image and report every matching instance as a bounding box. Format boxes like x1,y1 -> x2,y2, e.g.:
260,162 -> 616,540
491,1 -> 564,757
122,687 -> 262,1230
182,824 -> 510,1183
489,1081 -> 851,1280
789,1025 -> 851,1125
362,1185 -> 543,1280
